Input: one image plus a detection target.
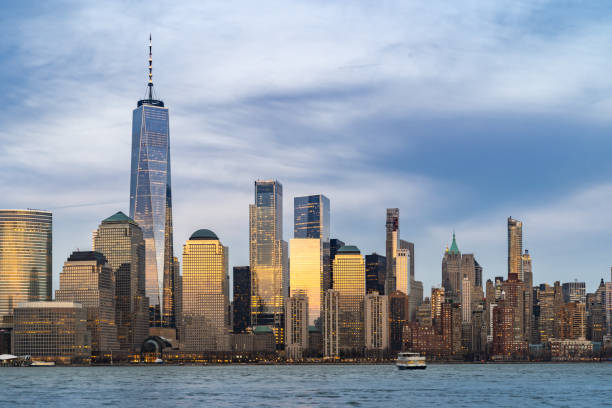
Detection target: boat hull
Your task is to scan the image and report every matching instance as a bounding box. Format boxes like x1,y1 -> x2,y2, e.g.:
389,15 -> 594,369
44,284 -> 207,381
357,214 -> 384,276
397,364 -> 427,370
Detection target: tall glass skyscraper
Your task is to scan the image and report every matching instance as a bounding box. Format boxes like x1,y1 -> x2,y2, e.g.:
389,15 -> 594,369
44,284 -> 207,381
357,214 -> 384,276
129,37 -> 176,327
0,210 -> 52,323
249,180 -> 288,345
293,195 -> 330,240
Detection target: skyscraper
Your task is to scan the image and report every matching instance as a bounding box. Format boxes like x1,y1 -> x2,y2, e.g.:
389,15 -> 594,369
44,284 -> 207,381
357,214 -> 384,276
507,217 -> 523,280
396,240 -> 411,296
232,266 -> 251,333
521,250 -> 534,343
0,210 -> 52,323
332,245 -> 366,352
385,208 -> 399,294
364,292 -> 389,353
93,211 -> 148,353
365,253 -> 386,295
293,195 -> 330,240
56,251 -> 119,360
442,233 -> 461,303
181,229 -> 230,352
249,180 -> 288,345
562,281 -> 587,304
129,37 -> 176,328
289,238 -> 324,326
323,289 -> 339,358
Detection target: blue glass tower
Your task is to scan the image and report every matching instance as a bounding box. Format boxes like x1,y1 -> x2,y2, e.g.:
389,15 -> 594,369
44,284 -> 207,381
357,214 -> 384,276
293,195 -> 330,240
129,36 -> 176,327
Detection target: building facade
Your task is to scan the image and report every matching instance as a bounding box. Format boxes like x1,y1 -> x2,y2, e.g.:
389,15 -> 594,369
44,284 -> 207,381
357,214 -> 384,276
232,266 -> 251,333
323,289 -> 339,358
365,253 -> 386,295
129,40 -> 176,327
181,229 -> 230,352
13,301 -> 90,364
285,292 -> 309,360
562,282 -> 587,304
442,233 -> 461,303
333,246 -> 366,353
93,211 -> 148,352
55,251 -> 119,359
0,210 -> 52,323
507,217 -> 523,279
289,238 -> 324,326
249,180 -> 288,345
385,208 -> 399,295
364,292 -> 389,353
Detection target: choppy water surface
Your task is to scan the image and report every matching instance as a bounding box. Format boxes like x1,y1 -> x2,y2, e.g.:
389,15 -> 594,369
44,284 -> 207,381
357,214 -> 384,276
1,363 -> 610,407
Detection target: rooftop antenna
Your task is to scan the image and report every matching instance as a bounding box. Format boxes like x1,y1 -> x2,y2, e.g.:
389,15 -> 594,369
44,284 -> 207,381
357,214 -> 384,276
148,34 -> 153,100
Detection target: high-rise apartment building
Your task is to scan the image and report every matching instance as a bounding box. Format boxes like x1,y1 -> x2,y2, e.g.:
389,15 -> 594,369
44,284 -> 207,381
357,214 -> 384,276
249,180 -> 288,345
182,229 -> 230,352
232,266 -> 251,333
323,289 -> 339,358
521,250 -> 533,343
385,209 -> 400,294
285,292 -> 309,360
93,211 -> 148,352
289,238 -> 324,326
333,245 -> 366,352
365,253 -> 386,295
559,302 -> 587,340
13,301 -> 90,364
461,276 -> 472,322
56,251 -> 119,359
396,242 -> 410,296
431,287 -> 445,320
364,292 -> 389,353
129,38 -> 176,327
507,217 -> 523,280
0,210 -> 52,323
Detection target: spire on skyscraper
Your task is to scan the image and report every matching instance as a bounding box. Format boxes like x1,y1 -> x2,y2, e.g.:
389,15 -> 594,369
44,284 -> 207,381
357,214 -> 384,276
449,232 -> 459,254
148,33 -> 153,100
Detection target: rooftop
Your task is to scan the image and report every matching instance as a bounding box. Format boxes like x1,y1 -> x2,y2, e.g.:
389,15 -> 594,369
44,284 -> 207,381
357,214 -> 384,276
336,245 -> 360,255
189,229 -> 219,241
67,251 -> 108,265
102,211 -> 136,224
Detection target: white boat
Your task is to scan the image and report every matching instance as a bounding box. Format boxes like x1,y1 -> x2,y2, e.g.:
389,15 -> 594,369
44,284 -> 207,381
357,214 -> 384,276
396,352 -> 426,370
30,361 -> 55,367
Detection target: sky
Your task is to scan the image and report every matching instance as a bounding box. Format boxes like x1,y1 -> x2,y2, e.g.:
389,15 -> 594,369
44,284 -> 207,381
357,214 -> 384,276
1,1 -> 612,295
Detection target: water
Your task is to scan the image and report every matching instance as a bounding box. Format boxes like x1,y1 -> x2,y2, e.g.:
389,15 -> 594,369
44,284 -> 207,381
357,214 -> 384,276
1,363 -> 610,407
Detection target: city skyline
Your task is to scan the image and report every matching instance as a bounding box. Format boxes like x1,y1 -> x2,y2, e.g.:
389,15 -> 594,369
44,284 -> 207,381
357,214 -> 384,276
3,2 -> 612,295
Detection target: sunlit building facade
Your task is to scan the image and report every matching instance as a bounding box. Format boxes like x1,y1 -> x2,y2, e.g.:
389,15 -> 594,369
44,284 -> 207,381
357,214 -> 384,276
13,301 -> 90,364
396,245 -> 410,296
323,289 -> 339,358
0,210 -> 52,323
289,238 -> 323,326
129,39 -> 176,328
385,208 -> 399,295
182,229 -> 230,352
249,180 -> 288,345
333,246 -> 366,353
55,251 -> 119,359
507,217 -> 523,280
562,281 -> 586,304
93,211 -> 148,352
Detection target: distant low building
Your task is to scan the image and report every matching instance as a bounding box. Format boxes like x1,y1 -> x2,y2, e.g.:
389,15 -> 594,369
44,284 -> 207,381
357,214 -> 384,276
13,301 -> 90,364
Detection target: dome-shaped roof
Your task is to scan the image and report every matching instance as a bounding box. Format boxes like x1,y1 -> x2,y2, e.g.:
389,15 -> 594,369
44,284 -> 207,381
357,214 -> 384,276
337,245 -> 360,254
189,229 -> 218,240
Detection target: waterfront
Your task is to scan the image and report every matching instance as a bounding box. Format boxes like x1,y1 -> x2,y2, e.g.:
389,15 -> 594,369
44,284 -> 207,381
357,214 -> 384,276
1,363 -> 610,407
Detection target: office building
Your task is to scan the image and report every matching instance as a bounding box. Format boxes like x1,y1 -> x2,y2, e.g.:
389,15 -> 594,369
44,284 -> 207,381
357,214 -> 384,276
431,287 -> 445,320
333,245 -> 366,352
93,211 -> 148,352
289,238 -> 324,326
129,38 -> 176,327
329,238 -> 345,288
56,251 -> 119,359
442,233 -> 461,303
0,210 -> 52,323
249,180 -> 288,345
233,266 -> 251,333
293,195 -> 330,240
182,229 -> 230,352
388,290 -> 409,353
285,292 -> 309,360
559,302 -> 587,340
461,275 -> 472,322
364,292 -> 388,353
365,253 -> 386,295
409,280 -> 424,321
13,301 -> 90,364
562,281 -> 586,304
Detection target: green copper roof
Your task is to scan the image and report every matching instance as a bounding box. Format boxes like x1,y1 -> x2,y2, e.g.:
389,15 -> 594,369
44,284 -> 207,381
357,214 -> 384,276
102,211 -> 135,224
337,245 -> 360,254
449,232 -> 459,254
308,325 -> 320,333
189,229 -> 219,240
252,325 -> 273,334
